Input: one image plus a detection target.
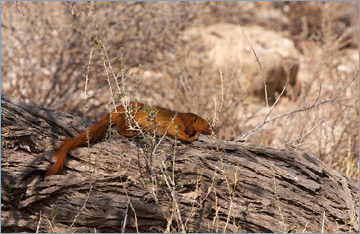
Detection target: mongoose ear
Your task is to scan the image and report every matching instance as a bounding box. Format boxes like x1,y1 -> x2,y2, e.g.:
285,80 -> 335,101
192,116 -> 198,123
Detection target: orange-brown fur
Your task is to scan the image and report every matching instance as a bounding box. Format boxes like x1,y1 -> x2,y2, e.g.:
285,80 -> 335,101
45,102 -> 214,176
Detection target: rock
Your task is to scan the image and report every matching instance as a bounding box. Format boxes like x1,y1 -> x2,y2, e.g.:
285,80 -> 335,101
181,23 -> 301,104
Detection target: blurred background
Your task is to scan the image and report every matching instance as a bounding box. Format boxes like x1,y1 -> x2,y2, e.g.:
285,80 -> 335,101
1,1 -> 359,179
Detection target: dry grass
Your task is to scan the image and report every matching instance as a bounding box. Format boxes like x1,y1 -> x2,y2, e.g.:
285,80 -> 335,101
1,1 -> 358,183
2,2 -> 358,232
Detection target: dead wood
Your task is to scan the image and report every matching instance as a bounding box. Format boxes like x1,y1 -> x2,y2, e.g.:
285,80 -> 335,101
1,94 -> 358,233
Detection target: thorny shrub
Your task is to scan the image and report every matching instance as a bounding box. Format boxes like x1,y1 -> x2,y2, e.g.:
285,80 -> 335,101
1,1 -> 358,180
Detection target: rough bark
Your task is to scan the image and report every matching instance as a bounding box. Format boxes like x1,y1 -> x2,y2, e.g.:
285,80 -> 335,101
1,94 -> 359,233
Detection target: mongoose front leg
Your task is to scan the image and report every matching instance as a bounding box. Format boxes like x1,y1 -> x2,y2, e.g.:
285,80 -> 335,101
171,130 -> 200,142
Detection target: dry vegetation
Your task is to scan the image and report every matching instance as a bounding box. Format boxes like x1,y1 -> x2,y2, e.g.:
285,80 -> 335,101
1,1 -> 358,180
1,2 -> 359,233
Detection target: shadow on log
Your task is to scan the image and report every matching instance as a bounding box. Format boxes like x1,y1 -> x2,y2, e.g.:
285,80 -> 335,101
1,94 -> 358,233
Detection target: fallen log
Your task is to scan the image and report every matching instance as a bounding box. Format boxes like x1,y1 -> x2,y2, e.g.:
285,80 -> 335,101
1,94 -> 358,233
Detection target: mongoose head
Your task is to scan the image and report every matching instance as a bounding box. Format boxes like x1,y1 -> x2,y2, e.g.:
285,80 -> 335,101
192,115 -> 216,135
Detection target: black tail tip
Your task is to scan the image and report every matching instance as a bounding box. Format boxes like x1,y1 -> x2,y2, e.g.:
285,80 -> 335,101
20,170 -> 47,183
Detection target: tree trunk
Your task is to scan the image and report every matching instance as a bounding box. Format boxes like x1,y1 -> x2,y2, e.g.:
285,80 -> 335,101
1,94 -> 358,233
